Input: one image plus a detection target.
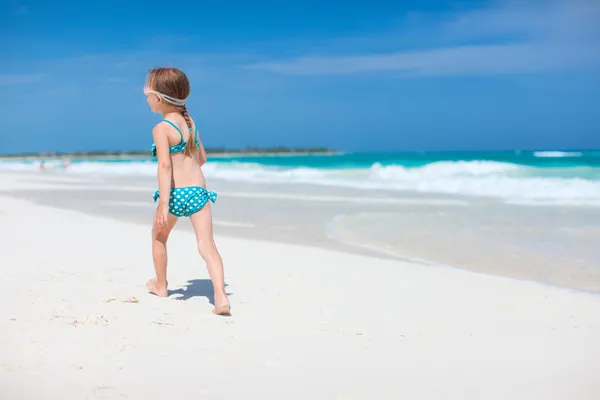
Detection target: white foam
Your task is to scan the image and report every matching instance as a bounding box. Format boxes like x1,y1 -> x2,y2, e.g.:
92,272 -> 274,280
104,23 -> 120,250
365,163 -> 600,202
533,151 -> 582,158
0,160 -> 60,171
205,161 -> 600,205
2,159 -> 599,206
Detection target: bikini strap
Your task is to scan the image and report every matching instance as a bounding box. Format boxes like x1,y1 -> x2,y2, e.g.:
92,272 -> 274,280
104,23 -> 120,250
161,119 -> 184,142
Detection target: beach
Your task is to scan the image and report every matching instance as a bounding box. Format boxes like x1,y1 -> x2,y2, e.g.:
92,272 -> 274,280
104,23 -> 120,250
0,170 -> 599,399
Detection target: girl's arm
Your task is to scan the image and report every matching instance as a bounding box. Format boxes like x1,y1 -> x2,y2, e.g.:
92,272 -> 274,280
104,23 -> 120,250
153,124 -> 172,205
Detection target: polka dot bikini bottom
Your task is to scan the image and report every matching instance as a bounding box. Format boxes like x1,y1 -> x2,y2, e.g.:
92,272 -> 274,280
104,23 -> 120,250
153,186 -> 217,217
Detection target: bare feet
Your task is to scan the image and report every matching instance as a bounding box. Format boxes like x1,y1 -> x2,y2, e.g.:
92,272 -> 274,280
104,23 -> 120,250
213,292 -> 231,315
213,303 -> 231,316
146,278 -> 168,297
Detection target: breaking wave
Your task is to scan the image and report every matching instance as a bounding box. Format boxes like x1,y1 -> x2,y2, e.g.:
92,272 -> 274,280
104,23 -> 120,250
1,158 -> 599,206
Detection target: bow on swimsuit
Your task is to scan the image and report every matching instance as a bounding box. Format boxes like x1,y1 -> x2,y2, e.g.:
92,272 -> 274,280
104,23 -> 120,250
151,119 -> 217,217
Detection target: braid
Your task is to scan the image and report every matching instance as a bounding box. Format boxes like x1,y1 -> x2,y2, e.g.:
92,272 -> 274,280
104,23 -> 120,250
181,105 -> 199,157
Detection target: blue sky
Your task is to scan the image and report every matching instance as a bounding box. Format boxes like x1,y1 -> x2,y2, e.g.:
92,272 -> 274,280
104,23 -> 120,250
1,0 -> 599,154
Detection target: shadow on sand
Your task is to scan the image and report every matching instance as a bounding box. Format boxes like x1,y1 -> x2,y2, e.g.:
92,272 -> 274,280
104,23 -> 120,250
168,279 -> 233,305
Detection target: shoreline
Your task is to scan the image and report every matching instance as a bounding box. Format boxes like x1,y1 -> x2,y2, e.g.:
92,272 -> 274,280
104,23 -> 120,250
1,171 -> 599,294
324,213 -> 600,297
4,187 -> 598,297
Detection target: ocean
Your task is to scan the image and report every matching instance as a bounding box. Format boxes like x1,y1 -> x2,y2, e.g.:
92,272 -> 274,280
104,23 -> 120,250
3,150 -> 599,207
2,149 -> 600,291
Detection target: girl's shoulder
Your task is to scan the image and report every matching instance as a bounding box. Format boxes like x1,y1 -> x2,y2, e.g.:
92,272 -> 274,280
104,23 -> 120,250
153,118 -> 174,129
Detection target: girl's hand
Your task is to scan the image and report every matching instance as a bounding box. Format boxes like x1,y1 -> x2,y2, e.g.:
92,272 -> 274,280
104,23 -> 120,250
154,204 -> 169,232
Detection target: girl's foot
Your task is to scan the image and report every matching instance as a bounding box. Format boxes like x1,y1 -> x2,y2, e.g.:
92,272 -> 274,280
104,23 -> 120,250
146,278 -> 168,297
213,303 -> 231,316
213,292 -> 231,315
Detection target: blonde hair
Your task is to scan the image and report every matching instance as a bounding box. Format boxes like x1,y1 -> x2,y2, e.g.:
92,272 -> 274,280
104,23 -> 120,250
147,67 -> 199,157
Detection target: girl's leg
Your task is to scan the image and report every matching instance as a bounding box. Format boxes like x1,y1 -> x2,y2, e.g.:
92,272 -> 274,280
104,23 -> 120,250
147,212 -> 178,297
188,203 -> 230,315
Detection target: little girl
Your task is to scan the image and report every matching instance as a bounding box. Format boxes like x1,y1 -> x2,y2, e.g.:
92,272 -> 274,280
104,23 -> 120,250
144,67 -> 231,316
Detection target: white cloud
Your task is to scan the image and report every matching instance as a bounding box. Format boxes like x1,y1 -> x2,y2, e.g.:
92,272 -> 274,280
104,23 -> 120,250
244,0 -> 600,76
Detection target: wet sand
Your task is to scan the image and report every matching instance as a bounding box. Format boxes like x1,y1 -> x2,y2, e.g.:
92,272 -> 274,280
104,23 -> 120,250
2,171 -> 599,293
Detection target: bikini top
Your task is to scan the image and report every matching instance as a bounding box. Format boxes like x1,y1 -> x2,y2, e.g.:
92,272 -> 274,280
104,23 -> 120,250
151,119 -> 200,158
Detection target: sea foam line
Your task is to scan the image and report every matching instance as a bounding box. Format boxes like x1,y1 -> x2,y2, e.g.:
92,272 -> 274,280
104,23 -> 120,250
533,151 -> 582,158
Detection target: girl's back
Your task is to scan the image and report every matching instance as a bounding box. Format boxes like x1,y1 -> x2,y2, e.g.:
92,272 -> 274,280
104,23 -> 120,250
160,115 -> 207,188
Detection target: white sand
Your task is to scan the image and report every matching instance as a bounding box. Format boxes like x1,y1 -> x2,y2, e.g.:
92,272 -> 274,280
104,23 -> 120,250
1,183 -> 600,399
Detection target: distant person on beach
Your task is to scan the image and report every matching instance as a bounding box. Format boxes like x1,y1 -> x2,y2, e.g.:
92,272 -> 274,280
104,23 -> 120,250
144,67 -> 230,315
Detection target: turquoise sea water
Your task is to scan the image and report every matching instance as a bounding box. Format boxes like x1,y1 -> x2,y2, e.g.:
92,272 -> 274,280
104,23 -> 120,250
205,150 -> 600,179
2,150 -> 600,205
209,149 -> 600,167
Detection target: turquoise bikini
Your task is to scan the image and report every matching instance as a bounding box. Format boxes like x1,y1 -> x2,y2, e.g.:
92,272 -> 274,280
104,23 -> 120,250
153,186 -> 217,217
151,119 -> 217,217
